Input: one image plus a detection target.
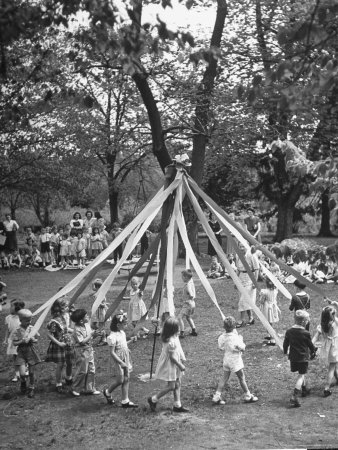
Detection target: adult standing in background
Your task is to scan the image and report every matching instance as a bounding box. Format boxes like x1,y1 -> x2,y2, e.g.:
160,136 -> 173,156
70,212 -> 84,231
3,213 -> 19,253
206,212 -> 222,257
236,244 -> 260,328
244,208 -> 261,243
83,210 -> 95,233
92,211 -> 105,230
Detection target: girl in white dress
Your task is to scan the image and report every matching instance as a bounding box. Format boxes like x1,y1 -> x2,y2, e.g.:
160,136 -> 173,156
147,317 -> 189,413
127,276 -> 149,337
103,311 -> 138,408
312,303 -> 338,397
258,278 -> 280,345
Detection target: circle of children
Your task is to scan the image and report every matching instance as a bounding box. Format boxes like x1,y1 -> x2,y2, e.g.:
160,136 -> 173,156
2,219 -> 338,413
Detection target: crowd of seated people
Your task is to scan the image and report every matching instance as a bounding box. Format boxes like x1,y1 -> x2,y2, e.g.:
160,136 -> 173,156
205,245 -> 338,285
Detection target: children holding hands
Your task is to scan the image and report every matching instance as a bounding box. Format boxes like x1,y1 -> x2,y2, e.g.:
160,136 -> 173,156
70,308 -> 101,396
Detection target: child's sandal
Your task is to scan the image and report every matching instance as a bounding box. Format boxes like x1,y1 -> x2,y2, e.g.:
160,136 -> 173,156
103,389 -> 115,404
244,394 -> 258,403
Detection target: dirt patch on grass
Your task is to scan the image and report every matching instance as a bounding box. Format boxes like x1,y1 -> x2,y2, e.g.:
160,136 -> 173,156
1,260 -> 338,449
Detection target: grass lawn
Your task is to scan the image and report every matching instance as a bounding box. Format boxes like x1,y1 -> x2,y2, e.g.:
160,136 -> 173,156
0,251 -> 338,449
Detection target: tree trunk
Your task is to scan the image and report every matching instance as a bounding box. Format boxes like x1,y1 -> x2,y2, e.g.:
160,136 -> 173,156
132,72 -> 171,173
318,188 -> 333,237
187,0 -> 228,252
275,201 -> 294,242
107,153 -> 119,224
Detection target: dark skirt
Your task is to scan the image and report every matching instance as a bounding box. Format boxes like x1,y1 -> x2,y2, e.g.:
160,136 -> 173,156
207,235 -> 222,256
4,231 -> 17,252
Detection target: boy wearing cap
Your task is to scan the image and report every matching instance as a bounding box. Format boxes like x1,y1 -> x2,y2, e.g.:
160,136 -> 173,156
283,310 -> 316,407
12,309 -> 41,398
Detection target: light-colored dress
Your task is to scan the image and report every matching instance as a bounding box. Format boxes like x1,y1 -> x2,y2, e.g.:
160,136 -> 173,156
59,239 -> 69,256
237,250 -> 259,312
128,288 -> 147,322
218,330 -> 245,373
155,336 -> 185,381
107,330 -> 132,376
315,318 -> 338,366
259,288 -> 280,323
5,314 -> 20,355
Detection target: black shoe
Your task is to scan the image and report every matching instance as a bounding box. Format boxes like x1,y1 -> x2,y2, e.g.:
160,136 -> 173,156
148,396 -> 157,412
190,330 -> 198,336
179,333 -> 185,339
173,405 -> 189,413
20,383 -> 27,394
290,395 -> 300,407
264,336 -> 271,340
56,385 -> 64,393
121,401 -> 138,408
301,386 -> 311,397
103,389 -> 115,405
27,388 -> 35,398
266,341 -> 275,346
248,319 -> 255,325
65,378 -> 73,386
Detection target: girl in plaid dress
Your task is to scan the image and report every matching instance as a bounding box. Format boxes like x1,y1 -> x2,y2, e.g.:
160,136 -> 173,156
45,298 -> 74,392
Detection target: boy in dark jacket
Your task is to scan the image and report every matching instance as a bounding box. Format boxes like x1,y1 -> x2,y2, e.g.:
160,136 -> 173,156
283,310 -> 316,407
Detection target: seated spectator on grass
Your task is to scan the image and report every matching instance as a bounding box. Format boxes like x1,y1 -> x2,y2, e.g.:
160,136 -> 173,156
207,256 -> 223,279
9,249 -> 23,269
325,257 -> 338,283
31,243 -> 43,267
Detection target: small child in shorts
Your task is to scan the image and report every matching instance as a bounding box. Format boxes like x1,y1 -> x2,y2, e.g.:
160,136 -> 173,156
12,309 -> 41,398
178,269 -> 197,338
212,316 -> 258,405
283,309 -> 317,407
3,299 -> 25,382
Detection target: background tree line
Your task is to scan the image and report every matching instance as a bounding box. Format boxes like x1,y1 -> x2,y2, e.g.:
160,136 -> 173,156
1,0 -> 338,241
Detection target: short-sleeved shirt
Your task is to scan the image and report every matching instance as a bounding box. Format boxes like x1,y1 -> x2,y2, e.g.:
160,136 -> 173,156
182,279 -> 195,302
73,323 -> 93,349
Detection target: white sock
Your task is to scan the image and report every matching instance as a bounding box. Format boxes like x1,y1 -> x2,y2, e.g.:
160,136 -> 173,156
151,396 -> 158,403
173,401 -> 181,408
121,398 -> 129,404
